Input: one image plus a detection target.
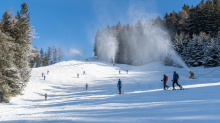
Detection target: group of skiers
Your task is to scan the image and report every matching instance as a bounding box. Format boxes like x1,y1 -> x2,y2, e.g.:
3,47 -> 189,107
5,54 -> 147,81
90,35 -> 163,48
119,70 -> 128,74
42,70 -> 49,80
162,71 -> 183,90
42,70 -> 49,101
77,71 -> 86,78
117,71 -> 184,94
41,67 -> 186,99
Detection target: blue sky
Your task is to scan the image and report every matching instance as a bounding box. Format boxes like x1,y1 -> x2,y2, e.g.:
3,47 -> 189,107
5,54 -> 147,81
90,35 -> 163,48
0,0 -> 203,61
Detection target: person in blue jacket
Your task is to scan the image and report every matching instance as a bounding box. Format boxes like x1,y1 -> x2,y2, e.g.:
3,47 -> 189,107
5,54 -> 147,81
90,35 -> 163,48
172,71 -> 182,90
44,75 -> 46,80
117,79 -> 122,94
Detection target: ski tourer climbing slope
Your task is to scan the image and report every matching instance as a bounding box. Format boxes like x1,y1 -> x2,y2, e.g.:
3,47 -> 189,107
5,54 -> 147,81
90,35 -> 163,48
161,74 -> 169,90
172,71 -> 182,90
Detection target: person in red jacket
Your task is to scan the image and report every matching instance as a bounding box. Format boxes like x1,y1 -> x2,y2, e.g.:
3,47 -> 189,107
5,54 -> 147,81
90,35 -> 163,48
161,74 -> 169,90
85,83 -> 88,90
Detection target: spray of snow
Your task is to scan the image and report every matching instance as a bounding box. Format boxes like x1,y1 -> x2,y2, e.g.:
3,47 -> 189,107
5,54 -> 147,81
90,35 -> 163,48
96,29 -> 118,62
95,21 -> 189,70
123,20 -> 190,70
69,49 -> 86,59
94,1 -> 190,71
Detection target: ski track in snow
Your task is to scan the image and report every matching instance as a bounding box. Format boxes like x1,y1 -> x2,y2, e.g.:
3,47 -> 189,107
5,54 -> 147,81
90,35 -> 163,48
1,59 -> 220,123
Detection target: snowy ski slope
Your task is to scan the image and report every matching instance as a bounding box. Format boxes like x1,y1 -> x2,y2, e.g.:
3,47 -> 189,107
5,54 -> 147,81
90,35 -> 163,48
1,58 -> 220,123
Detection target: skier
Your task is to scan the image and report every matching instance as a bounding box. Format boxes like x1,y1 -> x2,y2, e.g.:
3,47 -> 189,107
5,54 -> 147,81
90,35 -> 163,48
113,61 -> 115,65
77,73 -> 79,78
86,58 -> 88,61
161,74 -> 169,90
189,71 -> 194,79
119,70 -> 121,74
47,70 -> 49,75
45,93 -> 47,101
42,73 -> 44,77
83,71 -> 86,75
127,70 -> 128,74
44,75 -> 46,80
85,83 -> 88,90
117,79 -> 122,94
172,71 -> 182,90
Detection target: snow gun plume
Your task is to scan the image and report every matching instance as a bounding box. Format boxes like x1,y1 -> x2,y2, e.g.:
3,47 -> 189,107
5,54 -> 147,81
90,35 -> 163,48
69,48 -> 86,59
95,29 -> 118,62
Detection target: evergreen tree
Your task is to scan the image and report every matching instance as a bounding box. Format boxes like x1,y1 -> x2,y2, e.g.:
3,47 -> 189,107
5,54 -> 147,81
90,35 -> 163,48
8,7 -> 17,38
39,48 -> 44,67
93,29 -> 99,57
0,30 -> 21,102
43,52 -> 48,66
47,47 -> 52,65
213,0 -> 220,36
58,46 -> 63,62
14,2 -> 32,83
1,11 -> 10,33
30,46 -> 39,67
51,46 -> 57,64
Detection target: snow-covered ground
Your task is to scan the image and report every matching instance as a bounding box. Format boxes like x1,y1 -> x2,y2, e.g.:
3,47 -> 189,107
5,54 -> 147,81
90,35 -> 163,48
1,58 -> 220,123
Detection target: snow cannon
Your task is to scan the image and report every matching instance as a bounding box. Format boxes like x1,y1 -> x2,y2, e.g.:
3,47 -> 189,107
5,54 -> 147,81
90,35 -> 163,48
189,71 -> 194,79
86,58 -> 88,61
113,61 -> 115,65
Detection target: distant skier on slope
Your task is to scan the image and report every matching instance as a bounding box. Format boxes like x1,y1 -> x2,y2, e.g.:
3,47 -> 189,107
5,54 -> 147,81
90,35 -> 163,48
44,75 -> 46,80
119,70 -> 121,74
172,71 -> 182,90
45,93 -> 47,101
161,74 -> 169,90
85,83 -> 88,90
117,79 -> 122,94
47,70 -> 49,75
42,73 -> 44,77
127,70 -> 128,74
77,73 -> 79,78
189,71 -> 194,79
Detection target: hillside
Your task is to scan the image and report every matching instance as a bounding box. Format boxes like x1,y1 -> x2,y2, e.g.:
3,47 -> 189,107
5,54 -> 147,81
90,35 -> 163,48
1,59 -> 220,123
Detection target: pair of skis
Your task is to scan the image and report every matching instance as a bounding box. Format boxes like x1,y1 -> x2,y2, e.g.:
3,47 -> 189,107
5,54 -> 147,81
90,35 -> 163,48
164,87 -> 186,90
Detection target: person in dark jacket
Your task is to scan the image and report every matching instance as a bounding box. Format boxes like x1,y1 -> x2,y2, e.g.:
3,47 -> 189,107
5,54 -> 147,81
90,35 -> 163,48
44,75 -> 46,80
45,93 -> 47,101
161,74 -> 169,90
117,79 -> 122,94
172,71 -> 182,90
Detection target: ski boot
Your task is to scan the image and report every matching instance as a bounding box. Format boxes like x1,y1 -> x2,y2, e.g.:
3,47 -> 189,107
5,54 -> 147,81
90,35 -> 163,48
180,86 -> 183,90
172,87 -> 176,90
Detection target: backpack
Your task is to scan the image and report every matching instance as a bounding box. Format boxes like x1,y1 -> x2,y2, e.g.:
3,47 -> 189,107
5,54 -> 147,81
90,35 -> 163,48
176,74 -> 179,79
165,76 -> 168,81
